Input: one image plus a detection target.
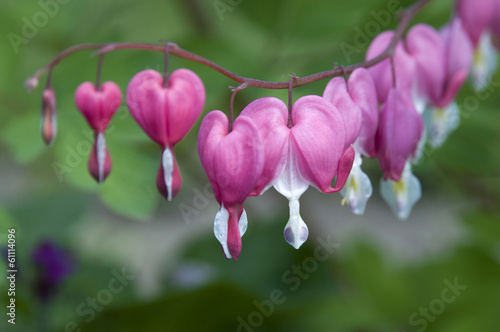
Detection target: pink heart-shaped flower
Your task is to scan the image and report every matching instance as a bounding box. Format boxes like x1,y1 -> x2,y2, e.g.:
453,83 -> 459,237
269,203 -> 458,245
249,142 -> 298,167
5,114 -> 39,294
126,69 -> 205,200
241,95 -> 354,249
75,81 -> 122,133
126,69 -> 205,147
198,111 -> 264,261
75,81 -> 122,183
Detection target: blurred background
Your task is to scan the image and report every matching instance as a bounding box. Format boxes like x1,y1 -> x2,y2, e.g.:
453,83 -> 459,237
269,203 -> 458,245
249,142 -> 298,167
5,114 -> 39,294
1,0 -> 499,331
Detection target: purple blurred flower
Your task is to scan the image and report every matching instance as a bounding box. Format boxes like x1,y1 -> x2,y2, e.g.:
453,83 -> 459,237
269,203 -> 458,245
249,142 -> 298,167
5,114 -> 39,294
32,241 -> 75,302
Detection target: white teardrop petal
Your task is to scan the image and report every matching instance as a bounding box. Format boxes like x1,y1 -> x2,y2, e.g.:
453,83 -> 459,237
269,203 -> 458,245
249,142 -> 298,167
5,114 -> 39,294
471,32 -> 498,92
213,205 -> 231,259
213,205 -> 247,260
380,162 -> 421,220
273,139 -> 309,200
96,132 -> 107,182
424,103 -> 460,148
238,209 -> 248,237
340,150 -> 372,215
283,199 -> 309,249
162,147 -> 174,201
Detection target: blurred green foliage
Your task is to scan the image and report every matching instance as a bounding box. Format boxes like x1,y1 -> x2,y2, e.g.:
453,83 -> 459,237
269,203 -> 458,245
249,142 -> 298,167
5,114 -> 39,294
0,0 -> 499,331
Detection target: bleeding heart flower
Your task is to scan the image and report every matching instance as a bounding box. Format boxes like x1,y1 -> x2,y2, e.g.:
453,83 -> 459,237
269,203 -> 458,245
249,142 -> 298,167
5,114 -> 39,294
241,96 -> 354,249
366,31 -> 416,104
406,21 -> 472,148
75,81 -> 122,183
456,0 -> 494,47
127,69 -> 205,200
323,68 -> 378,215
376,88 -> 423,182
41,88 -> 57,145
455,0 -> 497,91
198,111 -> 264,261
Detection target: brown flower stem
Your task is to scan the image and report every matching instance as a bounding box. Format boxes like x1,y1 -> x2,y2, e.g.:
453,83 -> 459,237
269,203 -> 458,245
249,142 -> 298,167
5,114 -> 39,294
26,0 -> 432,92
228,83 -> 247,132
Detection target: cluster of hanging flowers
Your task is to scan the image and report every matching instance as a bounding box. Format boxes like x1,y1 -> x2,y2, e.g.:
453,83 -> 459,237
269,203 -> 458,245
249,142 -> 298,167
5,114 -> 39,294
29,0 -> 499,260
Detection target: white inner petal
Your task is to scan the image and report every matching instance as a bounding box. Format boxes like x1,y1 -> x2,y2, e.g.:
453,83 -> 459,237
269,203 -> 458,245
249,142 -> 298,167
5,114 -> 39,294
380,162 -> 422,220
162,147 -> 174,201
424,103 -> 460,148
340,150 -> 372,215
213,205 -> 247,260
96,132 -> 107,182
284,199 -> 309,249
471,31 -> 498,91
273,138 -> 309,200
412,82 -> 428,115
272,138 -> 310,249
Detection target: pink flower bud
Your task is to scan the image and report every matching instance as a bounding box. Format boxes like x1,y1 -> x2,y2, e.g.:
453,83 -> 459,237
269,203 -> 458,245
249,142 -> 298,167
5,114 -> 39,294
127,69 -> 205,200
75,81 -> 122,182
41,88 -> 57,145
26,77 -> 39,93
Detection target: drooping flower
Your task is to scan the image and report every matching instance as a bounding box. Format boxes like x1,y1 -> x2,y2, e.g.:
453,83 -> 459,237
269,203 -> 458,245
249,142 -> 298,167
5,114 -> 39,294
455,0 -> 497,91
376,88 -> 423,219
406,21 -> 472,147
456,0 -> 494,47
241,96 -> 354,249
198,111 -> 264,261
376,88 -> 423,181
41,88 -> 57,145
75,81 -> 122,182
323,68 -> 378,215
127,69 -> 205,200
